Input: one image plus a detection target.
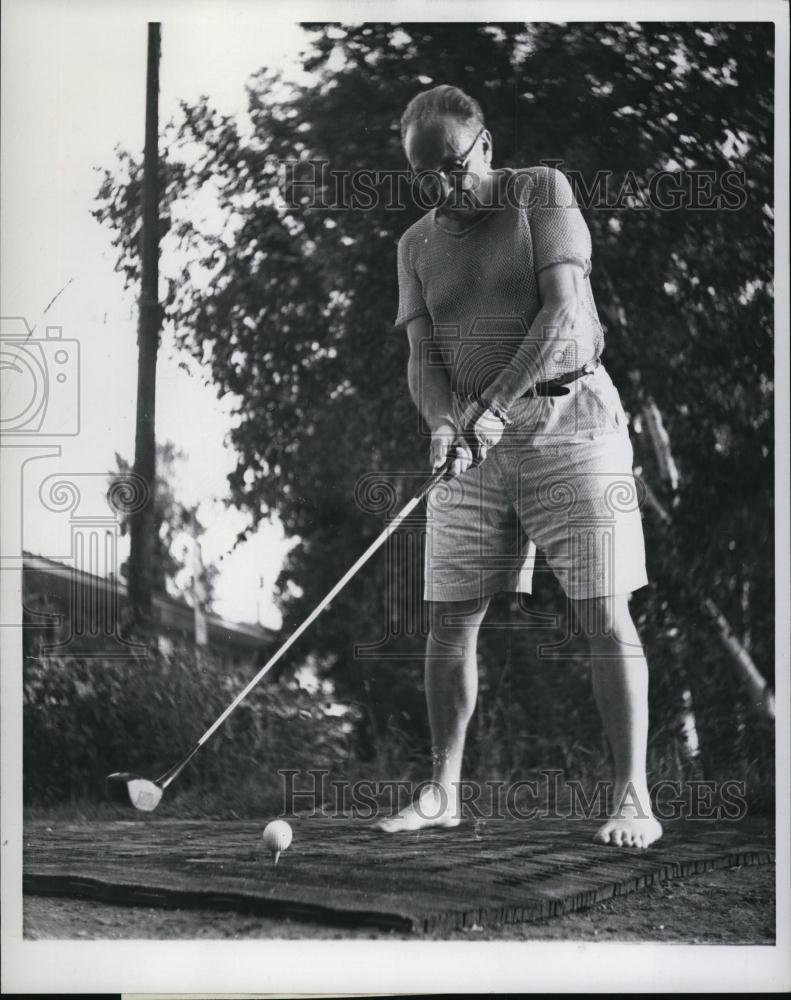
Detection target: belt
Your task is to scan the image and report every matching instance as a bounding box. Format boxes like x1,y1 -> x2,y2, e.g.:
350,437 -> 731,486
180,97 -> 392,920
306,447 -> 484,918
521,357 -> 601,397
455,358 -> 601,409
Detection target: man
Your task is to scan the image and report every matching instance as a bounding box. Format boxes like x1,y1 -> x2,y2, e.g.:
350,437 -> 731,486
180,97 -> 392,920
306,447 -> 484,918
375,85 -> 663,849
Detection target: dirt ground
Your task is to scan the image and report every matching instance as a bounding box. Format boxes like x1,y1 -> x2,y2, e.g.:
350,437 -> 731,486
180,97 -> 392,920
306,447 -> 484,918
24,859 -> 775,942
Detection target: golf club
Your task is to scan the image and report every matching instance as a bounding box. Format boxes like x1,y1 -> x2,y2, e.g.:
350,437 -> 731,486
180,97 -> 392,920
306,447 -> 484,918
106,453 -> 462,811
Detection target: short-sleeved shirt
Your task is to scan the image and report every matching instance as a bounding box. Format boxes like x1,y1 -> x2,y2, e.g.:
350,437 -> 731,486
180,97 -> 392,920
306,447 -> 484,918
394,166 -> 605,397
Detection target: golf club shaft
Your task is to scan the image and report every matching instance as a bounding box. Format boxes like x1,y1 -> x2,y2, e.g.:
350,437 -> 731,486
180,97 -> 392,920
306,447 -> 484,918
156,459 -> 452,788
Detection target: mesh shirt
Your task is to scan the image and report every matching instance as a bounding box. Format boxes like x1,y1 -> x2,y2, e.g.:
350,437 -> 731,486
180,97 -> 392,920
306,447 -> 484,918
394,166 -> 605,397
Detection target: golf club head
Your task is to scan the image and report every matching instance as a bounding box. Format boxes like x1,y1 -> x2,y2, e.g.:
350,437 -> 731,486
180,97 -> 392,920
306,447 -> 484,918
105,772 -> 163,812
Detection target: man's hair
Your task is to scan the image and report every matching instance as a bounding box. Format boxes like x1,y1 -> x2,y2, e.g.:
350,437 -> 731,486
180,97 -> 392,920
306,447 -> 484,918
400,85 -> 485,144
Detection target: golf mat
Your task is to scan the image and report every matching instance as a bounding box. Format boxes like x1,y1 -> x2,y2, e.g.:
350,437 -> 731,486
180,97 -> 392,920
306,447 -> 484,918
23,816 -> 774,934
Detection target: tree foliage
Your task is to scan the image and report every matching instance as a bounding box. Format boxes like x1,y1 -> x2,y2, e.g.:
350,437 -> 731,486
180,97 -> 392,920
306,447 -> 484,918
94,22 -> 774,793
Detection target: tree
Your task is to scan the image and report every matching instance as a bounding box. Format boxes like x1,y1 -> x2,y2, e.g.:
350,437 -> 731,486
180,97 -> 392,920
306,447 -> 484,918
94,22 -> 774,792
109,441 -> 219,611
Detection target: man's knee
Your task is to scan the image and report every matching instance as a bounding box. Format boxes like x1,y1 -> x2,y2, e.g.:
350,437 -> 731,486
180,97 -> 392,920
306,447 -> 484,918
428,597 -> 489,648
569,594 -> 641,652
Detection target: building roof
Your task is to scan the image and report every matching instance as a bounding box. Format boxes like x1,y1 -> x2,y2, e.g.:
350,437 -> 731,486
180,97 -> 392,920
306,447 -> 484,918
22,550 -> 278,649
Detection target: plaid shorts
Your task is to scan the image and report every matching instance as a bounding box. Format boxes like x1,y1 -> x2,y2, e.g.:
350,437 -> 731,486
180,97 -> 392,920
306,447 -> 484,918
424,363 -> 649,602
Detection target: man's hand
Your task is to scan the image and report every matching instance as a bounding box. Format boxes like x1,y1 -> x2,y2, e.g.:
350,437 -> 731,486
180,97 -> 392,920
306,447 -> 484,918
429,401 -> 507,477
458,400 -> 507,464
430,420 -> 474,477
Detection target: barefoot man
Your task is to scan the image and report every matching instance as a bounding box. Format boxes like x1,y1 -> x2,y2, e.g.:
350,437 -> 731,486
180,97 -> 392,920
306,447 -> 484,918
376,85 -> 662,848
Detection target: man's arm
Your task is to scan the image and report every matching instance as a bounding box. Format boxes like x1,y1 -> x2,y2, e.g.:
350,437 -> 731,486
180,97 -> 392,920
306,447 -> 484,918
406,315 -> 474,475
406,315 -> 454,432
482,262 -> 585,411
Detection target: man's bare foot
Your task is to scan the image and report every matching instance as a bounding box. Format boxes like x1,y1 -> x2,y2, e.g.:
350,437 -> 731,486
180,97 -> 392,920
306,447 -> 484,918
372,785 -> 460,833
593,783 -> 663,849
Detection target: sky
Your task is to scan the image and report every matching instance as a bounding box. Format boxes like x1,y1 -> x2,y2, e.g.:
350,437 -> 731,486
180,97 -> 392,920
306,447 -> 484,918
1,1 -> 315,627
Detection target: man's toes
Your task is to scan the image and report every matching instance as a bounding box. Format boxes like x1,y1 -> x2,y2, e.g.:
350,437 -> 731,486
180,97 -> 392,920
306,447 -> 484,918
611,829 -> 624,846
373,817 -> 404,833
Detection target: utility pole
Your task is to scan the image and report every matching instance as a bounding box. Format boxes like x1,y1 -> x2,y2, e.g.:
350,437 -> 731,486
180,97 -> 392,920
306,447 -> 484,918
127,22 -> 161,641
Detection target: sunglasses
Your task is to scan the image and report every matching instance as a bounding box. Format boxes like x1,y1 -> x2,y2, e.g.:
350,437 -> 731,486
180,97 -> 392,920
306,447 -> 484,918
410,126 -> 485,209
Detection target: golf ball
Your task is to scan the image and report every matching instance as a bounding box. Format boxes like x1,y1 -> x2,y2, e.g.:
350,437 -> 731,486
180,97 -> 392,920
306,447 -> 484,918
262,820 -> 293,864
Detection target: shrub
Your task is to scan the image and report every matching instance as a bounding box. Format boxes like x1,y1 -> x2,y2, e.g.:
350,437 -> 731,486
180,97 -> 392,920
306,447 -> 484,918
23,645 -> 357,815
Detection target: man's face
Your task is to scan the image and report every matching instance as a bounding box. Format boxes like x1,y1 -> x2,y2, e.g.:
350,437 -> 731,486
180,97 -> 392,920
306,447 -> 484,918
404,114 -> 492,217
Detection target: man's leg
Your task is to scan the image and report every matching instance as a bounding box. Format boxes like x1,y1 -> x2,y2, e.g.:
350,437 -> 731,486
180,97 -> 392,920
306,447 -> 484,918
569,593 -> 663,849
373,596 -> 489,832
426,596 -> 490,793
